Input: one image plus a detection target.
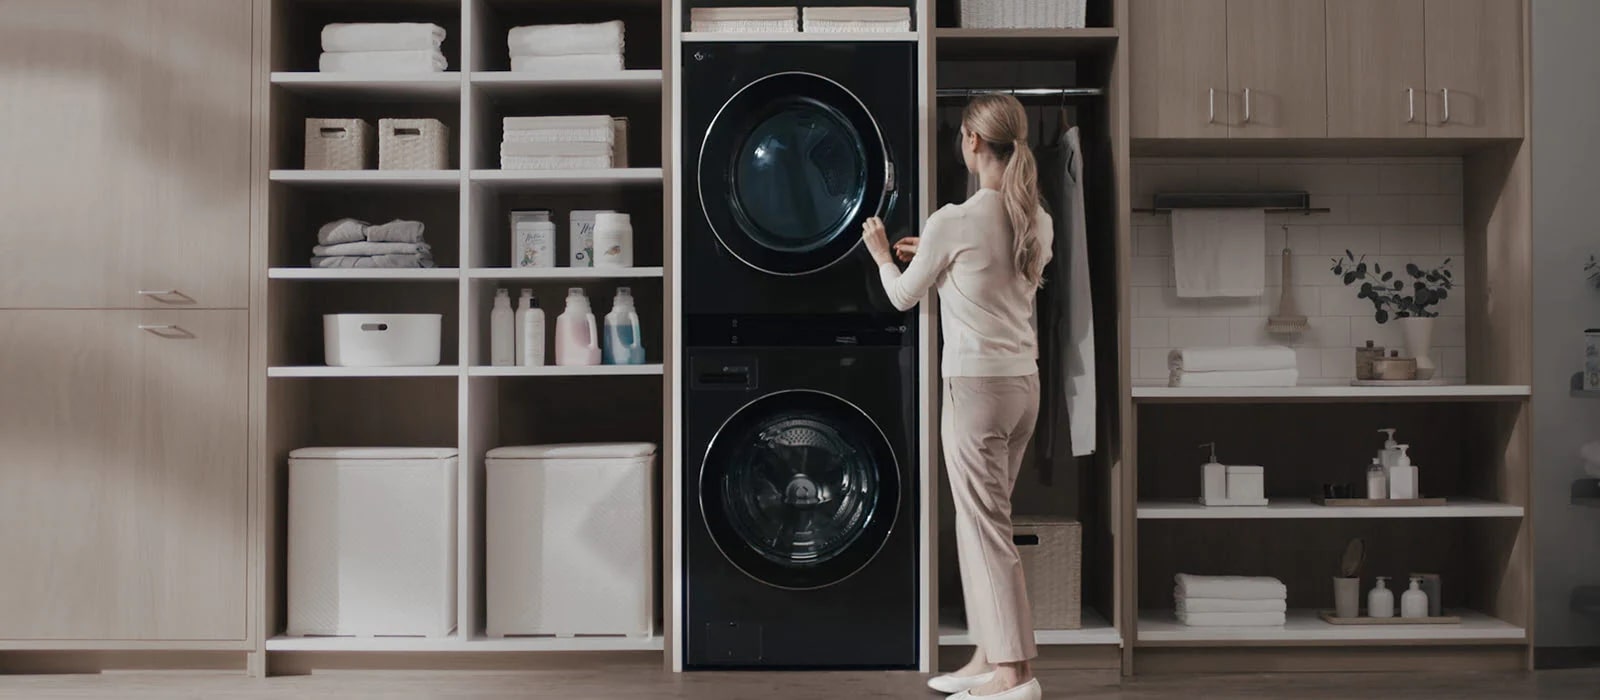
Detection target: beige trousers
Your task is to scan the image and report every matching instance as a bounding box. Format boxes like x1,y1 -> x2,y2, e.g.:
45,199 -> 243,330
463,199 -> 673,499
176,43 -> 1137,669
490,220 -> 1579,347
943,374 -> 1040,664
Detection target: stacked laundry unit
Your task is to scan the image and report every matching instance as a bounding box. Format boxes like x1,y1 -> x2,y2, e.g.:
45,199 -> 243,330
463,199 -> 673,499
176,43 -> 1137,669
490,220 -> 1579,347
319,23 -> 448,73
508,21 -> 625,74
500,116 -> 628,171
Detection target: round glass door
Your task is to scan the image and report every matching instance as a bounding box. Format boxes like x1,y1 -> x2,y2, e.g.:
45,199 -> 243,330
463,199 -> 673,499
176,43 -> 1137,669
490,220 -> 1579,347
699,72 -> 893,276
700,390 -> 901,590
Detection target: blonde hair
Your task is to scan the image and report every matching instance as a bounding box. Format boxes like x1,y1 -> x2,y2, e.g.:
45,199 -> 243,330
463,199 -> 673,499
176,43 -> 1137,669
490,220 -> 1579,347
962,93 -> 1045,288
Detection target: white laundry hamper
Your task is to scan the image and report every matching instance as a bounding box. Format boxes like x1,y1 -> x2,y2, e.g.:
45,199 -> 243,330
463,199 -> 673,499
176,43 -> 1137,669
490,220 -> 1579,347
287,447 -> 458,638
485,443 -> 656,639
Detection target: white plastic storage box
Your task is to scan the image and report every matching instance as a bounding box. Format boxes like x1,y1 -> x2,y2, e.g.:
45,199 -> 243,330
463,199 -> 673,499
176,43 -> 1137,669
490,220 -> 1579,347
485,443 -> 657,639
379,118 -> 450,170
323,314 -> 442,367
1014,517 -> 1082,630
960,0 -> 1086,29
287,447 -> 458,638
305,118 -> 374,170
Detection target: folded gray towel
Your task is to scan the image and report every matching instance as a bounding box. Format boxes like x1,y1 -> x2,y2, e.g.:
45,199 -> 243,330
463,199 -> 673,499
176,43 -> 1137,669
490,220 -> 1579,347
310,254 -> 434,269
312,241 -> 432,257
365,219 -> 427,243
317,218 -> 369,245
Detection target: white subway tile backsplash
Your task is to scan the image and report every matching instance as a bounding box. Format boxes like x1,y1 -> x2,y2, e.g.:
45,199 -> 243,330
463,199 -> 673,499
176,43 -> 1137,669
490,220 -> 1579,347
1229,316 -> 1272,346
1131,317 -> 1170,348
1347,195 -> 1411,225
1319,286 -> 1373,317
1379,164 -> 1445,195
1439,226 -> 1466,255
1408,195 -> 1464,226
1296,348 -> 1323,379
1319,226 -> 1383,257
1135,348 -> 1171,380
1321,347 -> 1358,380
1169,317 -> 1233,348
1438,348 -> 1468,378
1136,226 -> 1173,256
1350,317 -> 1405,350
1436,316 -> 1467,348
1380,226 -> 1442,255
1286,226 -> 1320,253
1131,256 -> 1171,287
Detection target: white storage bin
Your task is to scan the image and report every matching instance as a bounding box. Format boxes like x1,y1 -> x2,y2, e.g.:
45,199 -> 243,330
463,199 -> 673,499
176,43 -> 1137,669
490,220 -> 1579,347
287,447 -> 458,638
485,443 -> 656,638
379,118 -> 450,170
305,118 -> 374,170
960,0 -> 1086,29
323,314 -> 442,367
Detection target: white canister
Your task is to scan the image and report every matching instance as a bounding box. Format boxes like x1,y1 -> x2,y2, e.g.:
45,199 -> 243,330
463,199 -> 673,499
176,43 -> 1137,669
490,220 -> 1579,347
1586,329 -> 1600,390
570,210 -> 608,268
593,212 -> 633,268
510,210 -> 555,268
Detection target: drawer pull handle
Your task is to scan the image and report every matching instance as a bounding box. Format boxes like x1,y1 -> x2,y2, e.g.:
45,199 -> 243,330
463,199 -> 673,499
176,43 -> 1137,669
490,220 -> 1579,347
1441,87 -> 1451,124
360,323 -> 390,332
1242,87 -> 1252,124
138,324 -> 193,339
1406,87 -> 1416,123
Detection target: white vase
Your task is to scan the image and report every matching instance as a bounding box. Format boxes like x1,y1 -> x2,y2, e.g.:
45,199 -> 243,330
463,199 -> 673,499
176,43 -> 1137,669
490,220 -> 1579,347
1399,316 -> 1436,380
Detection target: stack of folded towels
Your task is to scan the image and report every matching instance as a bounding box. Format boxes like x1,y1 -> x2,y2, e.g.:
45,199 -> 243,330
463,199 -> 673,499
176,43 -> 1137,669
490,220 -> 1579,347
801,6 -> 913,33
1168,345 -> 1299,388
500,116 -> 619,170
508,21 -> 625,74
690,6 -> 800,33
310,218 -> 433,269
1175,574 -> 1287,627
319,23 -> 448,73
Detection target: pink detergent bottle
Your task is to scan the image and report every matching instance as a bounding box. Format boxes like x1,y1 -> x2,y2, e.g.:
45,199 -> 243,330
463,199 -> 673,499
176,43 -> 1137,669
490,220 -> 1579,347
555,287 -> 601,366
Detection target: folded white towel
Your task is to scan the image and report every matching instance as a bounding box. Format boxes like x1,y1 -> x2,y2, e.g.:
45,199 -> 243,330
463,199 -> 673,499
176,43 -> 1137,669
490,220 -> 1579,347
312,241 -> 432,257
510,54 -> 624,74
1171,208 -> 1266,298
501,155 -> 613,170
317,218 -> 368,246
310,254 -> 434,269
319,50 -> 447,73
1175,574 -> 1287,600
1177,611 -> 1287,627
500,142 -> 612,158
508,21 -> 625,57
1175,595 -> 1288,613
802,6 -> 912,32
503,115 -> 614,131
503,127 -> 615,144
1168,368 -> 1299,388
691,8 -> 800,33
321,23 -> 445,52
1169,346 -> 1297,373
692,19 -> 801,32
364,219 -> 427,244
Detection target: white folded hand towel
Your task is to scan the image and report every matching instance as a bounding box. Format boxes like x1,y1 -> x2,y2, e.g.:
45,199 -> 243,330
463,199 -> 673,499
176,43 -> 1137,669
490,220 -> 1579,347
501,155 -> 613,171
1176,611 -> 1287,627
311,254 -> 434,269
503,115 -> 614,131
317,218 -> 369,246
1175,595 -> 1288,613
1171,208 -> 1266,298
312,241 -> 432,258
510,54 -> 624,74
802,6 -> 912,32
1174,574 -> 1287,601
1169,368 -> 1299,388
321,23 -> 445,52
319,50 -> 448,73
364,219 -> 427,244
1169,345 -> 1297,373
499,142 -> 613,158
691,7 -> 800,33
508,21 -> 624,57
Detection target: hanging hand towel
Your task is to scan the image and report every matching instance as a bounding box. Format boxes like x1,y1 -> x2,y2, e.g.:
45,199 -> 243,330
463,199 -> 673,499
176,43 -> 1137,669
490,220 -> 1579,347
1169,345 -> 1297,373
1174,574 -> 1287,600
1176,611 -> 1287,627
319,50 -> 448,73
508,21 -> 625,57
317,218 -> 370,246
1170,208 -> 1266,298
1168,368 -> 1299,388
510,54 -> 624,74
321,23 -> 446,52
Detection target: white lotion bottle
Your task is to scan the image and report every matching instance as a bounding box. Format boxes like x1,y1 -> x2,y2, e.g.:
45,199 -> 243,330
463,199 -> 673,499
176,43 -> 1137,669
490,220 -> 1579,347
1200,442 -> 1227,505
1368,576 -> 1395,618
1365,459 -> 1388,500
1401,576 -> 1429,618
515,289 -> 545,367
490,288 -> 515,367
1389,445 -> 1418,499
1378,428 -> 1401,467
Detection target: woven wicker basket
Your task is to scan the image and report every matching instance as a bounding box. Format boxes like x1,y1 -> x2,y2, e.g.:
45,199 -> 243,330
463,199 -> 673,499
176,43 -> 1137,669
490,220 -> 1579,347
612,117 -> 630,168
1015,517 -> 1082,630
305,118 -> 373,170
959,0 -> 1087,28
379,118 -> 450,170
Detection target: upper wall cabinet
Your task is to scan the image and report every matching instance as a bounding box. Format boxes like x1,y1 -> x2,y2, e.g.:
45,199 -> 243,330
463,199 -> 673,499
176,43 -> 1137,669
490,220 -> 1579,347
1326,0 -> 1427,138
1424,0 -> 1525,138
1130,0 -> 1230,139
0,0 -> 253,309
1226,0 -> 1328,139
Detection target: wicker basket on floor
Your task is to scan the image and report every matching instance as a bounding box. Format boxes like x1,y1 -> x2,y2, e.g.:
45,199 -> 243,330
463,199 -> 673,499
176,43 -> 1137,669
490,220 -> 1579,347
959,0 -> 1087,29
379,118 -> 450,170
1015,517 -> 1082,630
305,118 -> 373,170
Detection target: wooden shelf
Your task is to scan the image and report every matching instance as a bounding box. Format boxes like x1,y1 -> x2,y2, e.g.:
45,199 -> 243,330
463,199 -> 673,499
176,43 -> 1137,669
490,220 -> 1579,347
467,364 -> 663,377
270,72 -> 462,97
468,267 -> 662,280
1136,609 -> 1525,646
270,170 -> 461,190
269,268 -> 460,281
682,32 -> 918,43
268,366 -> 460,378
1132,381 -> 1531,403
265,636 -> 464,652
1137,498 -> 1523,520
940,609 -> 1119,646
934,27 -> 1118,59
266,634 -> 663,652
461,635 -> 663,652
470,70 -> 662,96
469,168 -> 663,190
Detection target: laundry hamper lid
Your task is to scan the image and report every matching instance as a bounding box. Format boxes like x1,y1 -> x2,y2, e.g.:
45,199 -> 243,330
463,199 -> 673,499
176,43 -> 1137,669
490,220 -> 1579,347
486,442 -> 657,460
290,446 -> 459,460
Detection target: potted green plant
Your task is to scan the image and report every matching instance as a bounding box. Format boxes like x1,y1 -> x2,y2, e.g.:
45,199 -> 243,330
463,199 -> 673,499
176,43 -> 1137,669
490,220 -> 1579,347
1330,252 -> 1455,380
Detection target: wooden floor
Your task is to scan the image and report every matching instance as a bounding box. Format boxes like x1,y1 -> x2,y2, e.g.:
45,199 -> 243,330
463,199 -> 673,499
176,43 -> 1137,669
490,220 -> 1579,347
0,668 -> 1596,699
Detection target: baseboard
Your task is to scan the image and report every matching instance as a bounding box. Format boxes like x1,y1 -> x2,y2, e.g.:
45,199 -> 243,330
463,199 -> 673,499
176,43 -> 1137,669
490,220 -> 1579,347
1535,646 -> 1600,669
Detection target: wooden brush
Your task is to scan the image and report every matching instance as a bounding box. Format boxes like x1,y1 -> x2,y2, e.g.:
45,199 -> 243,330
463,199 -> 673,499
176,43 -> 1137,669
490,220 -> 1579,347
1267,247 -> 1309,335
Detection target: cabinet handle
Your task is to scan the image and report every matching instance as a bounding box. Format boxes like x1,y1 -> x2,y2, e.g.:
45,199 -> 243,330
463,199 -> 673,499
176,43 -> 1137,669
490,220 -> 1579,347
1208,88 -> 1216,124
138,324 -> 193,339
138,289 -> 178,297
138,324 -> 177,331
1407,88 -> 1416,123
1441,87 -> 1451,124
1242,88 -> 1252,124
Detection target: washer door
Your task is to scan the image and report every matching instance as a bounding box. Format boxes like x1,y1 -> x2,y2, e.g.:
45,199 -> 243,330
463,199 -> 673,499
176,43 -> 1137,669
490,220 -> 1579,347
698,72 -> 897,276
700,390 -> 901,590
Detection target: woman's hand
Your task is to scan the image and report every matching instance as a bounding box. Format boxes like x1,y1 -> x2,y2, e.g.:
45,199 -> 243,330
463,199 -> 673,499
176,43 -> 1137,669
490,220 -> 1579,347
893,237 -> 920,263
862,217 -> 893,266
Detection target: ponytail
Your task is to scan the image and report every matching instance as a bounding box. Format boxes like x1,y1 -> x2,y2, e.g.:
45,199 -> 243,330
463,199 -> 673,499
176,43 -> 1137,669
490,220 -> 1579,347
962,94 -> 1045,288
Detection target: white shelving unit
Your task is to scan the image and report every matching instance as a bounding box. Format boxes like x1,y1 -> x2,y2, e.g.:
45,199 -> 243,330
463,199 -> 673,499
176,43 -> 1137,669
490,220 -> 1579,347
268,366 -> 461,378
681,32 -> 918,43
265,634 -> 664,653
939,610 -> 1121,647
269,170 -> 463,189
1136,609 -> 1526,645
467,364 -> 663,377
469,168 -> 664,189
1137,498 -> 1525,520
468,267 -> 663,280
271,72 -> 463,97
1132,381 -> 1532,402
269,268 -> 461,281
471,70 -> 663,95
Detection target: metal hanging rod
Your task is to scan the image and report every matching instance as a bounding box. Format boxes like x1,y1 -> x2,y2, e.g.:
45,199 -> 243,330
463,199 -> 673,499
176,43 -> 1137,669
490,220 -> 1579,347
936,87 -> 1105,98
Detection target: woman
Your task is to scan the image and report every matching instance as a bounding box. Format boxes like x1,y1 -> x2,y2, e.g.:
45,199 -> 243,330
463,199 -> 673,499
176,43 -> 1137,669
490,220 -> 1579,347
862,94 -> 1051,700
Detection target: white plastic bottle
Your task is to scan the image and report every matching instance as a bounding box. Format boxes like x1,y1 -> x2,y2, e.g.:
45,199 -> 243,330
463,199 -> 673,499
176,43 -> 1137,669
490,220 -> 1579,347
1378,428 -> 1401,468
1401,576 -> 1429,618
603,287 -> 645,365
510,210 -> 555,268
1389,445 -> 1418,499
490,288 -> 515,367
515,289 -> 545,367
1365,459 -> 1388,500
593,212 -> 633,268
1368,576 -> 1395,618
555,288 -> 601,366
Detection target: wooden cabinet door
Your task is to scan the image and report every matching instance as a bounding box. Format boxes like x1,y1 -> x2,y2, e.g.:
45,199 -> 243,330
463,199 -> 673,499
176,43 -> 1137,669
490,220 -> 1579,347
1226,0 -> 1328,138
0,310 -> 248,641
0,1 -> 252,310
1130,0 -> 1230,139
1424,0 -> 1525,138
1326,0 -> 1427,138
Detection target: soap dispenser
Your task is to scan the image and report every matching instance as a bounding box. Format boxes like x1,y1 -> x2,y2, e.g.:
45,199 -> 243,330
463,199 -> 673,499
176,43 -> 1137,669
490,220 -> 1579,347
515,289 -> 545,367
1199,442 -> 1227,505
490,288 -> 515,367
1365,458 -> 1388,500
1401,576 -> 1429,618
1389,445 -> 1418,499
1368,576 -> 1396,618
1378,429 -> 1400,468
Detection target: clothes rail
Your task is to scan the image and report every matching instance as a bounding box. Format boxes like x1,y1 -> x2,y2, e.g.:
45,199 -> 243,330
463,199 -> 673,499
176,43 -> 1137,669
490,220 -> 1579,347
936,87 -> 1105,98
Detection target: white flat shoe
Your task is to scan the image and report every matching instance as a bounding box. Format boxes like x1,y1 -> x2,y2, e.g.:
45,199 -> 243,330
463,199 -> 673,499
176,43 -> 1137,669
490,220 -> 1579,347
927,671 -> 995,694
950,678 -> 1042,700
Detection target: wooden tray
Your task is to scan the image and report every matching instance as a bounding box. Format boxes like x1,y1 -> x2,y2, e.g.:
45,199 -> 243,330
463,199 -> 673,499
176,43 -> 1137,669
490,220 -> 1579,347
1311,496 -> 1446,507
1319,610 -> 1461,625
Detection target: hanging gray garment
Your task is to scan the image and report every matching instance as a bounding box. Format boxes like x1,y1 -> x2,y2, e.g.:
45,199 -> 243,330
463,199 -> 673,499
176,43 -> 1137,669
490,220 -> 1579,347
1035,126 -> 1097,473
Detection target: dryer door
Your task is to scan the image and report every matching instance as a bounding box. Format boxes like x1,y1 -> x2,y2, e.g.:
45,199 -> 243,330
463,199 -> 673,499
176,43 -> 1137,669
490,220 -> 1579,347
698,72 -> 898,277
700,389 -> 901,590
